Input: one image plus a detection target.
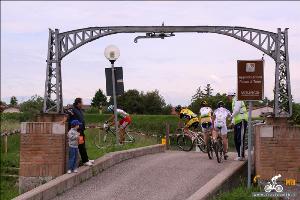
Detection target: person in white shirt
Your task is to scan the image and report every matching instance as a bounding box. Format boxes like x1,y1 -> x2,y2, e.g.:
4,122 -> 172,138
213,101 -> 231,159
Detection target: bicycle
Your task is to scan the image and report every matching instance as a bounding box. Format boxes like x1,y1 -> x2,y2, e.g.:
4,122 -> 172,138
207,126 -> 226,163
94,122 -> 135,149
176,128 -> 207,153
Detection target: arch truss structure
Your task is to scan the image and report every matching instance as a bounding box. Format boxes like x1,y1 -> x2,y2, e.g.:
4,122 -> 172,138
43,25 -> 292,117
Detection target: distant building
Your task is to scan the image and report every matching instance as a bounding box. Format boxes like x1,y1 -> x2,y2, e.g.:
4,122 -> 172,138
0,102 -> 7,113
81,105 -> 91,111
252,106 -> 273,118
171,107 -> 177,115
3,107 -> 21,113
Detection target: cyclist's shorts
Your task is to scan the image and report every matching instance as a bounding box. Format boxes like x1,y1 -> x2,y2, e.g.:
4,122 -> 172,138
119,116 -> 131,129
214,121 -> 228,135
186,117 -> 199,129
201,122 -> 212,133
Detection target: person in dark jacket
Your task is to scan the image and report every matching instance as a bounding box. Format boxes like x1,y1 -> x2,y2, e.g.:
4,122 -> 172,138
62,98 -> 94,166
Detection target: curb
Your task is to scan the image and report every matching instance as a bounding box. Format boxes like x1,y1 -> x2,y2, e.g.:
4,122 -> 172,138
13,144 -> 165,200
186,154 -> 247,200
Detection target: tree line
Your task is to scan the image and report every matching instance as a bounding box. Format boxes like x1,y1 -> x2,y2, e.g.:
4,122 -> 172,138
2,84 -> 300,124
90,89 -> 172,115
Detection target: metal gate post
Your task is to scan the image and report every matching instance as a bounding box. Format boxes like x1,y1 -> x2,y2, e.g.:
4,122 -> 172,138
274,28 -> 292,117
284,28 -> 292,117
274,28 -> 281,117
54,29 -> 63,113
43,29 -> 63,113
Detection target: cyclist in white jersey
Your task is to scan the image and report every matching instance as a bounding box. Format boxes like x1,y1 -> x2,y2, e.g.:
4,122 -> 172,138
107,105 -> 132,144
213,101 -> 231,159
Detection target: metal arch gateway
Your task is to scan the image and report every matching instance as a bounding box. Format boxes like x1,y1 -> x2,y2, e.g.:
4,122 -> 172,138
43,25 -> 292,117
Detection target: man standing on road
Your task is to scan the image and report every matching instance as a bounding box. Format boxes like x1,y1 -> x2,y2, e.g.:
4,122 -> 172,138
62,98 -> 94,166
227,92 -> 248,161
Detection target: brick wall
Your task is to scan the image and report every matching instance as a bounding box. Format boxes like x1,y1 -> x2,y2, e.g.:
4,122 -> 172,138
19,114 -> 67,192
254,118 -> 300,182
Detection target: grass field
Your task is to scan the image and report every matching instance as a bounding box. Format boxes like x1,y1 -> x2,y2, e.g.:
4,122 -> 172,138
0,129 -> 20,200
85,114 -> 179,135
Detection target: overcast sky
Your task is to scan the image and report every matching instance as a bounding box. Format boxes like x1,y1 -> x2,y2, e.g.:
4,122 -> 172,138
1,1 -> 300,106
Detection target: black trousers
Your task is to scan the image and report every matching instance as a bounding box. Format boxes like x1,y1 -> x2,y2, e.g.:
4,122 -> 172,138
234,120 -> 248,157
78,132 -> 89,163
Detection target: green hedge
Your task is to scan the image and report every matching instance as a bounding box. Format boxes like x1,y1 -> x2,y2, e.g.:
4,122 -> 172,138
84,114 -> 179,136
1,113 -> 30,122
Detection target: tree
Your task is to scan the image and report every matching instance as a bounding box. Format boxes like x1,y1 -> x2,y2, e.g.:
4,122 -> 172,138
20,95 -> 44,119
91,89 -> 107,108
162,104 -> 173,115
116,89 -> 144,114
142,90 -> 166,114
203,84 -> 213,97
109,89 -> 169,114
10,96 -> 18,106
191,86 -> 204,102
291,102 -> 300,125
189,92 -> 230,113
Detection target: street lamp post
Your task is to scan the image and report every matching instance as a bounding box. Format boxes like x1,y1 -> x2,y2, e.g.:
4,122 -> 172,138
104,45 -> 120,144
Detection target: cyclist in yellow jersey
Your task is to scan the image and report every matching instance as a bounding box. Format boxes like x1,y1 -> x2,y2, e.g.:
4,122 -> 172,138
175,105 -> 199,131
199,101 -> 213,145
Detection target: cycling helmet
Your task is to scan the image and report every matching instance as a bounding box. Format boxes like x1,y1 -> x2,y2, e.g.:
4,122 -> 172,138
107,105 -> 114,112
217,101 -> 224,108
175,105 -> 182,112
227,91 -> 236,96
201,100 -> 208,107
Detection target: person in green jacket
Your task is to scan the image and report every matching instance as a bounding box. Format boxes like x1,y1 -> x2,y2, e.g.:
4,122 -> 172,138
227,92 -> 248,161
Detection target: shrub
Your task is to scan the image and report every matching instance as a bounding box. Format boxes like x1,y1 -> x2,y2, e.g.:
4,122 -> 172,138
19,95 -> 43,120
85,107 -> 100,114
1,113 -> 30,122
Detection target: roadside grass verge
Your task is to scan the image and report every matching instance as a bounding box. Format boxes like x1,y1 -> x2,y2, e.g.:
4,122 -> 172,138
216,184 -> 273,200
0,134 -> 20,168
1,132 -> 20,200
0,176 -> 19,200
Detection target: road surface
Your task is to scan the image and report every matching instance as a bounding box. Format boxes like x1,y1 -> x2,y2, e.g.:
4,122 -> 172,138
54,151 -> 235,200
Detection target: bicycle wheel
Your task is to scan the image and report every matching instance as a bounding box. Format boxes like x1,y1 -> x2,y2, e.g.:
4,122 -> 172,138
94,131 -> 102,149
195,135 -> 207,153
125,132 -> 135,143
215,139 -> 224,163
207,139 -> 214,159
95,129 -> 116,148
177,134 -> 193,151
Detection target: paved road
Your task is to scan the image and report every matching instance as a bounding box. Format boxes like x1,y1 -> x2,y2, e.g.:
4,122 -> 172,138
54,151 -> 235,200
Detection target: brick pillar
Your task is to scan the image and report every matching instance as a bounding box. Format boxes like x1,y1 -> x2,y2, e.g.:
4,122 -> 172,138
254,117 -> 300,182
19,114 -> 67,193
